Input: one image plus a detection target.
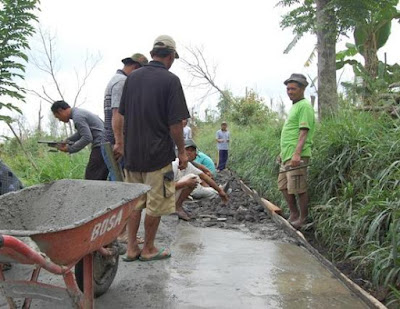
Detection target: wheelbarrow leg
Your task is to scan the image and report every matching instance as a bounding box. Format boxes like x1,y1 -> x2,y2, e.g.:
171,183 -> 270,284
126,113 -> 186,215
0,266 -> 17,309
64,270 -> 85,308
83,253 -> 94,309
22,266 -> 41,309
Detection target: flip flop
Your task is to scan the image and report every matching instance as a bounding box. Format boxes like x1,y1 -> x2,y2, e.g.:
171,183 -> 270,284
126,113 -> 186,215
139,248 -> 171,262
122,253 -> 141,262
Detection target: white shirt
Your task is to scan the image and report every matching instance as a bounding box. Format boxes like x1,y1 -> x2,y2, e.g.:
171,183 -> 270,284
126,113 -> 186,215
172,159 -> 202,181
183,126 -> 192,140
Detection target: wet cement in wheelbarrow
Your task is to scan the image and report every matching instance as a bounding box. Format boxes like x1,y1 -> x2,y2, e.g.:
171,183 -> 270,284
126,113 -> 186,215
0,179 -> 149,233
1,171 -> 368,308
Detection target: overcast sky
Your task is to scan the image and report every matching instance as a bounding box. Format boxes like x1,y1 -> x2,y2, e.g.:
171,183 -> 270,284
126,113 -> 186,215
2,0 -> 400,137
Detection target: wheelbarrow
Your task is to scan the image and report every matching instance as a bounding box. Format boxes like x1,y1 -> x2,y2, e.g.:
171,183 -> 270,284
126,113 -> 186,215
0,179 -> 150,308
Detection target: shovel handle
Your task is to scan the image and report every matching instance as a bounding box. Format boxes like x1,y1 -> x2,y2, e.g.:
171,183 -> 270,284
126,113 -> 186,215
279,164 -> 312,174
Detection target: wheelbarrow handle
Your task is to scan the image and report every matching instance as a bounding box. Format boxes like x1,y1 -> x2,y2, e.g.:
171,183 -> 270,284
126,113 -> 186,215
0,235 -> 67,274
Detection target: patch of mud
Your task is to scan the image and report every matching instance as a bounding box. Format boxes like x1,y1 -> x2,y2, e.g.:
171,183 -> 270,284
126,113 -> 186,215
182,170 -> 296,243
0,179 -> 149,233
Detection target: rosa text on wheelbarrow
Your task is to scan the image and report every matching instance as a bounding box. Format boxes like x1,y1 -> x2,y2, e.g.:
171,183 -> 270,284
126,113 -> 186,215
90,209 -> 123,242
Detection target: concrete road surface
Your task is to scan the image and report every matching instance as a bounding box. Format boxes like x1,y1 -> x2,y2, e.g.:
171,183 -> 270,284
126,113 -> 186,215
1,219 -> 368,309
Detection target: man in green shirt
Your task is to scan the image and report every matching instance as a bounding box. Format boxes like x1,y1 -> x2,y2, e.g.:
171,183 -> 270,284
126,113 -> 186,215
278,73 -> 315,229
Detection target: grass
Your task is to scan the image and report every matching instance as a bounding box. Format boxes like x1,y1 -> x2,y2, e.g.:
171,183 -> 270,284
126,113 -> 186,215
0,134 -> 88,186
194,109 -> 400,307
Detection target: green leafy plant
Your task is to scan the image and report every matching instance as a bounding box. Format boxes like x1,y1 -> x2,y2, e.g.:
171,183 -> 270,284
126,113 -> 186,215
0,0 -> 39,123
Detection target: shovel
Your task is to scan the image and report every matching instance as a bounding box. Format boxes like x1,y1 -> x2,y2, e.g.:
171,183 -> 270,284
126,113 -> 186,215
278,164 -> 312,174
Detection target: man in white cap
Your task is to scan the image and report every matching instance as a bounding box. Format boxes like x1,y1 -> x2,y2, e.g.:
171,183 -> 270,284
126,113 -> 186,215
278,73 -> 315,229
114,35 -> 190,262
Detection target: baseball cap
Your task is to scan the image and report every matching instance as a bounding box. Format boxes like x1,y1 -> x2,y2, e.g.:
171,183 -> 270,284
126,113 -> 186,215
184,139 -> 197,149
121,53 -> 149,66
153,35 -> 179,59
284,73 -> 309,87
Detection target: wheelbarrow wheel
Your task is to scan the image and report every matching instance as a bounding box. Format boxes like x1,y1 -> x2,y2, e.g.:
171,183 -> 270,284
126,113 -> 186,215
75,250 -> 119,298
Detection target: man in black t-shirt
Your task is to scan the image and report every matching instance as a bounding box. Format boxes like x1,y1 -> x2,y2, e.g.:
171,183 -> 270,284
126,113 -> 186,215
114,35 -> 190,262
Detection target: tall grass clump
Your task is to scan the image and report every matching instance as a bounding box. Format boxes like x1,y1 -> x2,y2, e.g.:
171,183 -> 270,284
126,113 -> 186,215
195,107 -> 400,307
1,134 -> 88,186
308,109 -> 400,306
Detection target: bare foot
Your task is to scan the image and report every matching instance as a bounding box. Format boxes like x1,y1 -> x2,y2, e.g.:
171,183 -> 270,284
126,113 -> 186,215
126,238 -> 142,260
288,213 -> 299,223
291,218 -> 306,230
139,247 -> 171,261
176,209 -> 191,221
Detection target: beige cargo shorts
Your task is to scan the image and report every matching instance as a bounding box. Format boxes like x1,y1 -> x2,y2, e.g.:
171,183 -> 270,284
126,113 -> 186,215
277,158 -> 309,195
125,164 -> 175,217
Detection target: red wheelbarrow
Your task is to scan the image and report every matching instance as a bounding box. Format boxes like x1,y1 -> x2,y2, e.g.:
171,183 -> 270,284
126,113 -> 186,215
0,179 -> 149,308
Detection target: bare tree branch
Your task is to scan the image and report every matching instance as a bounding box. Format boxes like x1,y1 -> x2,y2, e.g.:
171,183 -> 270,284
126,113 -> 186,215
6,121 -> 39,172
180,45 -> 231,104
27,26 -> 102,136
72,51 -> 102,107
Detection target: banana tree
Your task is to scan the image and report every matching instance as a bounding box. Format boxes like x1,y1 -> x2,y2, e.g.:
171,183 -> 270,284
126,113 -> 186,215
354,5 -> 400,80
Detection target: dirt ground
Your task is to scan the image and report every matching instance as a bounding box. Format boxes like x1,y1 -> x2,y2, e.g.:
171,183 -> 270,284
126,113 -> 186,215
180,169 -> 296,244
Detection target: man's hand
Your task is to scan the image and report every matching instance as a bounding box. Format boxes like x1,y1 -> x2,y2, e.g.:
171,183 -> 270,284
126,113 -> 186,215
178,152 -> 188,170
113,142 -> 124,161
185,176 -> 198,189
291,153 -> 301,167
56,143 -> 68,152
218,190 -> 229,204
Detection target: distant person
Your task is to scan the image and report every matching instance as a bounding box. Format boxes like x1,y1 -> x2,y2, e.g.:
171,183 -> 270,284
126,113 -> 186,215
184,139 -> 216,177
51,100 -> 109,180
172,158 -> 229,220
182,119 -> 192,140
216,121 -> 230,171
277,73 -> 315,229
113,35 -> 190,262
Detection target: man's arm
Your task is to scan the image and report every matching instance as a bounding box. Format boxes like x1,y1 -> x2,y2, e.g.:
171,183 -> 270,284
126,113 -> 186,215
57,132 -> 80,152
170,122 -> 188,170
113,111 -> 124,160
66,132 -> 80,142
175,176 -> 198,190
291,129 -> 308,167
216,131 -> 223,143
199,173 -> 229,204
191,161 -> 213,178
64,121 -> 93,154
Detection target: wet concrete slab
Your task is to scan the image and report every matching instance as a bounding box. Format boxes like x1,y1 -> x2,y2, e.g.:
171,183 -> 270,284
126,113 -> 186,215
1,222 -> 368,308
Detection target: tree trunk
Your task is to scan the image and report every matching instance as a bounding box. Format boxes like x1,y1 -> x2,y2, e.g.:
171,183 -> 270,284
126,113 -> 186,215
316,0 -> 338,119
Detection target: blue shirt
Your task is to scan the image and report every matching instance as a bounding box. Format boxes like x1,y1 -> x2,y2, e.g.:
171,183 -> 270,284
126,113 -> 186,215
216,129 -> 230,150
194,151 -> 216,176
